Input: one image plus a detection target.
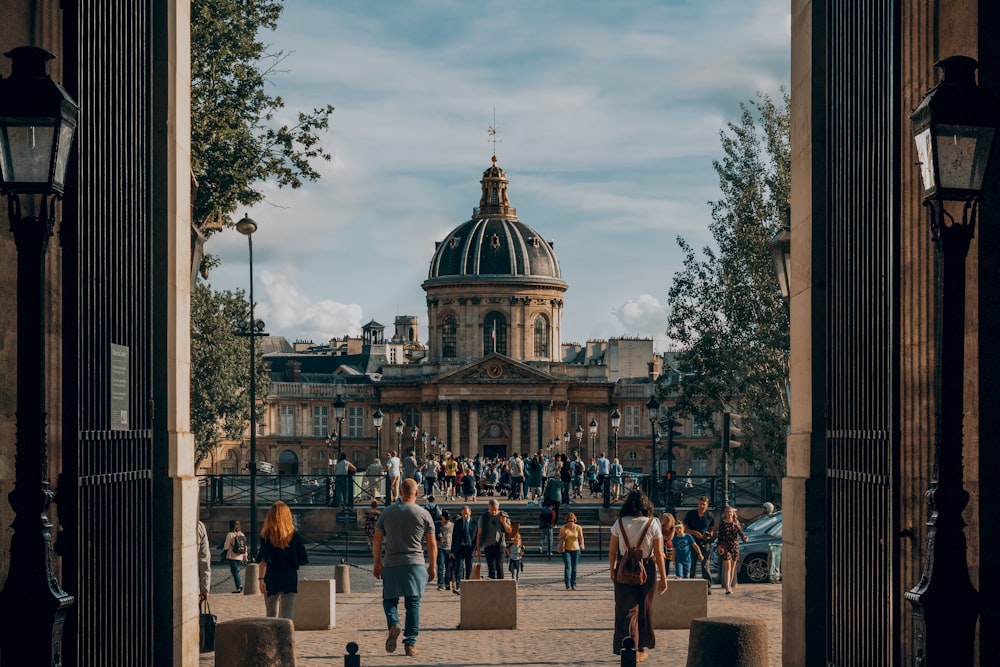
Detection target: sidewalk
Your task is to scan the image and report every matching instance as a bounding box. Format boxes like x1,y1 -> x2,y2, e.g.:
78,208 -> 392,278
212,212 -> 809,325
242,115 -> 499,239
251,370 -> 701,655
201,559 -> 782,666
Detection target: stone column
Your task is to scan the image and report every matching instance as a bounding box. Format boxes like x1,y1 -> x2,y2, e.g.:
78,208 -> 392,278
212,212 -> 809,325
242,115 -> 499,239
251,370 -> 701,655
529,404 -> 538,453
451,406 -> 462,455
437,407 -> 449,454
468,404 -> 479,458
511,403 -> 522,453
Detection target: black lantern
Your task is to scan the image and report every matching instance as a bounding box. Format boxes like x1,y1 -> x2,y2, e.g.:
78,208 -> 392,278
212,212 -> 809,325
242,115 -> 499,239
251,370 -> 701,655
904,56 -> 997,666
0,46 -> 78,665
333,393 -> 346,457
372,408 -> 384,461
911,56 -> 997,203
610,408 -> 622,461
0,47 -> 79,199
646,396 -> 660,508
769,206 -> 792,301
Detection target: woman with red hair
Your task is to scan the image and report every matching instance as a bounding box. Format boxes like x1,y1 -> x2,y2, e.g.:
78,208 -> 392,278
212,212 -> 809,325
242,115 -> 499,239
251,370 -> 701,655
258,501 -> 309,619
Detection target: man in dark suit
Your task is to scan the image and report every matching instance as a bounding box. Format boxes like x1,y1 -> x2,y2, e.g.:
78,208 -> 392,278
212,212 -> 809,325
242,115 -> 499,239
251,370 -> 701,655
450,505 -> 476,594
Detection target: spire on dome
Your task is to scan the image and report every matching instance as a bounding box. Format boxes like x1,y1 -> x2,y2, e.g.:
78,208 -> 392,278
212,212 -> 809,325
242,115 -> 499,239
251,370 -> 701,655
478,155 -> 513,217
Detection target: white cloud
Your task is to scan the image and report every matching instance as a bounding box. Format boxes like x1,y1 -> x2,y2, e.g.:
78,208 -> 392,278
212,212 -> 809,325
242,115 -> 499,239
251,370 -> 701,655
258,271 -> 365,343
614,294 -> 669,341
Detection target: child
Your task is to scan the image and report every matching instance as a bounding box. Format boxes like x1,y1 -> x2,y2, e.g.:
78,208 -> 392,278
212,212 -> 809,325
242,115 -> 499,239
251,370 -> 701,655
672,523 -> 703,579
506,533 -> 525,581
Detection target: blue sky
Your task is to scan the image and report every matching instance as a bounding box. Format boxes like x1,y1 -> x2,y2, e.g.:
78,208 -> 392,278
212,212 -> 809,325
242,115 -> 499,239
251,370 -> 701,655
206,0 -> 791,351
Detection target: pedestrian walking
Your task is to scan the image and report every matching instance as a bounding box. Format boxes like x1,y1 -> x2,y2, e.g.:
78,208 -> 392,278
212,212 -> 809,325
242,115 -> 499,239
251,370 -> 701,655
373,479 -> 437,657
222,520 -> 248,592
682,496 -> 715,593
364,500 -> 382,552
258,500 -> 309,619
716,506 -> 747,594
437,510 -> 455,591
333,452 -> 357,508
558,512 -> 585,589
506,533 -> 525,581
197,520 -> 211,603
451,505 -> 476,594
671,523 -> 703,579
609,489 -> 668,663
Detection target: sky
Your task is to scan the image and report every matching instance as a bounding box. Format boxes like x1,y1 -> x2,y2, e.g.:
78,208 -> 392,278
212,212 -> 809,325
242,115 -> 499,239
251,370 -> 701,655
205,0 -> 791,352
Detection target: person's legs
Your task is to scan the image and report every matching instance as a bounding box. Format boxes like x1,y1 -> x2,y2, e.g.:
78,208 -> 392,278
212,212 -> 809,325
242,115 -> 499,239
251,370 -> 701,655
402,594 -> 421,646
264,593 -> 279,617
699,545 -> 713,590
277,592 -> 297,620
486,545 -> 503,579
228,559 -> 243,590
436,548 -> 448,588
382,597 -> 402,652
675,559 -> 689,579
562,550 -> 572,588
570,549 -> 580,587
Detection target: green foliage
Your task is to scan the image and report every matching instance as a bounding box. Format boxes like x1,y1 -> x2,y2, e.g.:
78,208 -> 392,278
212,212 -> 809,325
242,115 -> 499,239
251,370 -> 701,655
665,91 -> 790,483
191,283 -> 269,464
190,0 -> 334,231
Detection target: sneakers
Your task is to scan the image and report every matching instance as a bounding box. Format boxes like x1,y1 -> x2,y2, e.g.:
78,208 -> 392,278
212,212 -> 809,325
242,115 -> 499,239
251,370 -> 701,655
453,588 -> 461,595
385,624 -> 401,653
437,585 -> 444,591
405,645 -> 419,656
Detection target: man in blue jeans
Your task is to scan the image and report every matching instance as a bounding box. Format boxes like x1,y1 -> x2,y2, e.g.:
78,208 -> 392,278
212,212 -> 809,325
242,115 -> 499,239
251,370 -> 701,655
373,479 -> 437,657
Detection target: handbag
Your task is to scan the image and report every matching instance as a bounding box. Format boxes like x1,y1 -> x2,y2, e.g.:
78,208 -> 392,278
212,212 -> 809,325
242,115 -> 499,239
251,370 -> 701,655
471,560 -> 482,580
199,599 -> 217,653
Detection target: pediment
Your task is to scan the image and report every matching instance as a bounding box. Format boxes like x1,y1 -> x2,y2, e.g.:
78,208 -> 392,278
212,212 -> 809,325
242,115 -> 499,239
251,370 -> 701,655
433,353 -> 558,384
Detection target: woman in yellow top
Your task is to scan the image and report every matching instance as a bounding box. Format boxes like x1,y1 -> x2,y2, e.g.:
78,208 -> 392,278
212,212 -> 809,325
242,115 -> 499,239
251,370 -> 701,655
444,456 -> 459,500
558,512 -> 585,590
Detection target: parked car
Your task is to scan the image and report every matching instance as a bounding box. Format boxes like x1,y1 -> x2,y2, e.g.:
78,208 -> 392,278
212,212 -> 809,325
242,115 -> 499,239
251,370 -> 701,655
710,511 -> 782,583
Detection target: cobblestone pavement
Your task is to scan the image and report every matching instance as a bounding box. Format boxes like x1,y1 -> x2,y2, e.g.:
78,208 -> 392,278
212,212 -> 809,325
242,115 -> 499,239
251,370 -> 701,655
202,557 -> 782,666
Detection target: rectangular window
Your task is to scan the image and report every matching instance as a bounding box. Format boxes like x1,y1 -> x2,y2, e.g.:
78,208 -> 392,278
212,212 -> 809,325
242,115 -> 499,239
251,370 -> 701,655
222,466 -> 236,476
348,406 -> 365,437
310,466 -> 328,476
313,406 -> 329,437
279,405 -> 296,436
405,407 -> 421,434
624,405 -> 641,437
568,406 -> 583,433
691,420 -> 704,437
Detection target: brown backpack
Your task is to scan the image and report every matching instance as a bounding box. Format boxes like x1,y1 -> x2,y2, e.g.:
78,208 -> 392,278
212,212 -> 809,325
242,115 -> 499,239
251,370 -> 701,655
616,517 -> 654,586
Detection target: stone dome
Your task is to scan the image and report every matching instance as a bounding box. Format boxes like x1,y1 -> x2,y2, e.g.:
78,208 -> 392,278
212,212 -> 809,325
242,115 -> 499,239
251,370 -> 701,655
424,157 -> 566,287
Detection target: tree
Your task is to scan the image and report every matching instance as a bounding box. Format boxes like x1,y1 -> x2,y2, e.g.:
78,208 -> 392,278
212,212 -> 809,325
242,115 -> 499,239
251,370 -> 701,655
191,282 -> 269,464
665,91 -> 790,484
190,0 -> 335,233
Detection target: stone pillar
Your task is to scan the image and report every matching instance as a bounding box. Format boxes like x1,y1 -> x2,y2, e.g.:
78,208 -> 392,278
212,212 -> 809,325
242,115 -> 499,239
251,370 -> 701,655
529,404 -> 538,453
451,406 -> 461,455
511,403 -> 522,453
468,404 -> 479,458
437,406 -> 449,453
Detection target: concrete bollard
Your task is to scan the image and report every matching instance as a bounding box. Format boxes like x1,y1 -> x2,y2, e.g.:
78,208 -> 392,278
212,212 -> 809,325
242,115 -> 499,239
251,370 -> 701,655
214,617 -> 296,667
685,616 -> 769,667
343,642 -> 360,667
244,562 -> 261,595
335,563 -> 351,594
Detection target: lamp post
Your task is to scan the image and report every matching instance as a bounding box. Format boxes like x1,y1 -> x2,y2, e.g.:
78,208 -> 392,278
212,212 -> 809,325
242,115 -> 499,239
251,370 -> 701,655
575,425 -> 584,458
233,214 -> 268,560
394,418 -> 405,451
411,425 -> 419,454
611,408 -> 622,462
589,418 -> 598,460
0,45 -> 78,664
554,434 -> 561,454
421,432 -> 429,460
333,393 -> 346,458
646,396 -> 661,510
904,56 -> 996,665
372,409 -> 384,461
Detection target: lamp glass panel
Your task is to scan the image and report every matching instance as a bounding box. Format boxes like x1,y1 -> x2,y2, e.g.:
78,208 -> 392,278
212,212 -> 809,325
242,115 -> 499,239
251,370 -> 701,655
934,124 -> 996,191
913,128 -> 935,192
1,123 -> 55,184
52,121 -> 76,190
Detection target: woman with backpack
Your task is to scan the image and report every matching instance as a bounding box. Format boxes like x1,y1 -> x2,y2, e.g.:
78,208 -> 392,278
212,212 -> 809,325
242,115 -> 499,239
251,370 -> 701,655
222,520 -> 248,593
609,489 -> 668,663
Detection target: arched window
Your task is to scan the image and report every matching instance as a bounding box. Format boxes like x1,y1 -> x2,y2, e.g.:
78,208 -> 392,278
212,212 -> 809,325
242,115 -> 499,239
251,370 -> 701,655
533,315 -> 549,358
441,315 -> 457,358
483,312 -> 507,355
278,450 -> 299,475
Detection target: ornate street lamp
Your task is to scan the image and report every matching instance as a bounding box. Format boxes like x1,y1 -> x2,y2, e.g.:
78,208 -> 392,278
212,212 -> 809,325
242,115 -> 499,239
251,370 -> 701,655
589,417 -> 599,460
575,425 -> 584,457
394,417 -> 405,450
421,431 -> 429,460
904,55 -> 997,665
411,424 -> 419,453
611,408 -> 622,461
769,206 -> 792,301
372,408 -> 384,461
333,393 -> 347,458
233,214 -> 268,559
646,396 -> 661,510
554,434 -> 561,454
0,45 -> 78,663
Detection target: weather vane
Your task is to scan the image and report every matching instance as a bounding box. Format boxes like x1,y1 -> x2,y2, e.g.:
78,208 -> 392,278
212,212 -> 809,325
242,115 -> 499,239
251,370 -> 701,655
488,107 -> 502,157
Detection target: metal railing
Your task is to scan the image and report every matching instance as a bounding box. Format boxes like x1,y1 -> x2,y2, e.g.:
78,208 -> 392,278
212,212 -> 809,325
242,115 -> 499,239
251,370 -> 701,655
199,473 -> 387,508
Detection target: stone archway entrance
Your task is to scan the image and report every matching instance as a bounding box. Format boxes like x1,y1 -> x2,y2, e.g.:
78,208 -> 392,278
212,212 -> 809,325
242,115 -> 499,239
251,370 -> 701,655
479,421 -> 509,461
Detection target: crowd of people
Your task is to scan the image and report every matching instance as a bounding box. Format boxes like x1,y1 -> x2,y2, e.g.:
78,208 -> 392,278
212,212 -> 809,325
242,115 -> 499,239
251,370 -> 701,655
203,462 -> 759,662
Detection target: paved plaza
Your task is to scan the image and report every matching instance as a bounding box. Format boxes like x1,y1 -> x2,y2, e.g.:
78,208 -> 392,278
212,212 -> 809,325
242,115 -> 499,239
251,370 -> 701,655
201,557 -> 782,666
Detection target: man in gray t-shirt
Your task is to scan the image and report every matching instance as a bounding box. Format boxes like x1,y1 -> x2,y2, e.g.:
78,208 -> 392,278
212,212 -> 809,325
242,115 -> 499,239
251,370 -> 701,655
373,479 -> 436,656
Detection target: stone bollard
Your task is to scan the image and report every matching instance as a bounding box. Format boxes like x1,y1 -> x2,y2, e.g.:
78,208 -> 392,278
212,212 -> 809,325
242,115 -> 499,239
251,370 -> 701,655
214,618 -> 296,667
244,562 -> 261,595
335,563 -> 351,594
685,616 -> 769,667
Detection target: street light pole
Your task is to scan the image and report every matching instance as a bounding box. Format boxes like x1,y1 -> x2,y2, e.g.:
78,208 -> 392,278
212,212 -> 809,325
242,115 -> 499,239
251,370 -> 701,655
589,418 -> 598,461
0,46 -> 78,663
333,393 -> 346,458
236,214 -> 267,559
395,418 -> 405,452
411,425 -> 419,455
904,56 -> 997,663
646,397 -> 660,511
611,408 -> 622,462
372,409 -> 383,462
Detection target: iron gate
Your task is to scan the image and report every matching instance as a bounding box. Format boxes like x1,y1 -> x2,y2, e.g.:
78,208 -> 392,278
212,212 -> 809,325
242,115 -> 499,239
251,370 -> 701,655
60,1 -> 156,665
825,0 -> 899,664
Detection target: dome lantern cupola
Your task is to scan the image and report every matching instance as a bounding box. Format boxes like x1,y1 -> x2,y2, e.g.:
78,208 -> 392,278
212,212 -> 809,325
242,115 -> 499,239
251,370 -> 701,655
477,154 -> 513,218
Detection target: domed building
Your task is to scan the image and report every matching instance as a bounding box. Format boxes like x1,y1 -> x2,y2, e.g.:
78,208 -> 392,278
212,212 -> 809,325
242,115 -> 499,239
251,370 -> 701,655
423,155 -> 567,362
202,156 -> 679,478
